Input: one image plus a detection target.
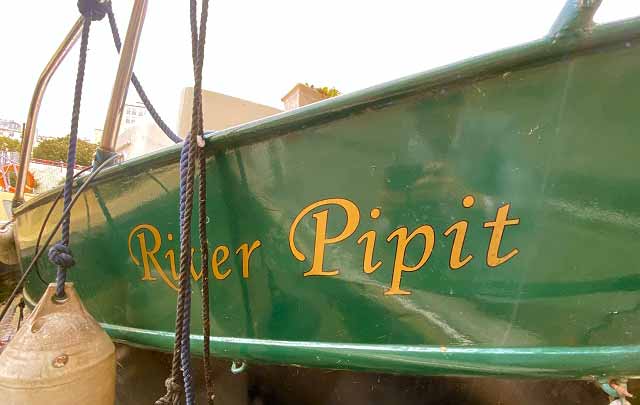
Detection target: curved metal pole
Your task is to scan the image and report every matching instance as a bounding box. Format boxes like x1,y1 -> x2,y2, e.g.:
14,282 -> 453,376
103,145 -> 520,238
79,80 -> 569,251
96,0 -> 148,164
548,0 -> 603,37
13,17 -> 84,208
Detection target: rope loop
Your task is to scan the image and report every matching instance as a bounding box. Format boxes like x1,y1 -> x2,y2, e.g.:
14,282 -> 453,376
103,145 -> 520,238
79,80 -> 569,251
48,242 -> 76,268
77,0 -> 109,21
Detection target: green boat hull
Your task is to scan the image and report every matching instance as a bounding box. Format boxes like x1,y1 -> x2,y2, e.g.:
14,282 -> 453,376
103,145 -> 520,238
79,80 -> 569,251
13,15 -> 640,378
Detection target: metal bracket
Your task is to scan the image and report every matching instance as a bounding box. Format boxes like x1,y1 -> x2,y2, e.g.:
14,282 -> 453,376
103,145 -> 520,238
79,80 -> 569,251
230,360 -> 247,374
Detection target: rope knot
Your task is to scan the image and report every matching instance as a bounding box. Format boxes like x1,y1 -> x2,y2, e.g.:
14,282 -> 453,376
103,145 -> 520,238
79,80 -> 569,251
154,377 -> 182,405
78,0 -> 109,21
48,243 -> 76,269
165,377 -> 181,392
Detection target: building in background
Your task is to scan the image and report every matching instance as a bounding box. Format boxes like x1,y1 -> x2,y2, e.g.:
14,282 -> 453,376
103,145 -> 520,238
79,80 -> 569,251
115,88 -> 283,161
121,85 -> 336,160
0,119 -> 22,140
177,88 -> 282,136
122,101 -> 147,130
281,83 -> 328,111
92,100 -> 148,145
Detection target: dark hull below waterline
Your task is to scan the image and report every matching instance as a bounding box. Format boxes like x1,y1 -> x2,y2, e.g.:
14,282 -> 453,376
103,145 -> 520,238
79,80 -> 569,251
14,15 -> 640,378
114,344 -> 638,404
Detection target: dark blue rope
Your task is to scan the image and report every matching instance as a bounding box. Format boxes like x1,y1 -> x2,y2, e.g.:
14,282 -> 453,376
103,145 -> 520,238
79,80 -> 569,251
160,0 -> 209,401
53,16 -> 92,299
178,137 -> 195,403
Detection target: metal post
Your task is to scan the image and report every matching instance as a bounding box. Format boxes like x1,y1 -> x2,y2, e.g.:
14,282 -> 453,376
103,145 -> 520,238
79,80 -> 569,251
95,0 -> 148,165
13,18 -> 83,208
548,0 -> 603,37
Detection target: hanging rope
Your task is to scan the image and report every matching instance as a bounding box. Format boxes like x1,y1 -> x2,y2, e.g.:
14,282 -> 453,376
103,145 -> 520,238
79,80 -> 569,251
200,140 -> 213,405
190,0 -> 214,401
48,0 -> 103,299
104,1 -> 182,143
154,141 -> 194,405
49,0 -> 182,302
179,136 -> 196,404
181,0 -> 210,401
2,0 -> 170,319
34,166 -> 93,285
157,1 -> 210,404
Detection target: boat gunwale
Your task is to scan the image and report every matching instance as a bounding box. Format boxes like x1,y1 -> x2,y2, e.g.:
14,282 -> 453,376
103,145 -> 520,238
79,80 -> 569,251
14,14 -> 640,215
103,322 -> 640,379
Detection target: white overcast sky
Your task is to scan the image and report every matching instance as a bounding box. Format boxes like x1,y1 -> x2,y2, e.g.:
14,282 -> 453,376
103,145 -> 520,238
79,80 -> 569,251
1,1 -> 639,140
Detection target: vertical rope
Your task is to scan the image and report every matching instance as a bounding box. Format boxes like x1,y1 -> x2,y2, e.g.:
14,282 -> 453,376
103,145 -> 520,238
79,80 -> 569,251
200,153 -> 213,405
156,141 -> 191,405
180,2 -> 210,403
157,1 -> 210,403
52,16 -> 92,299
190,0 -> 214,402
178,136 -> 196,405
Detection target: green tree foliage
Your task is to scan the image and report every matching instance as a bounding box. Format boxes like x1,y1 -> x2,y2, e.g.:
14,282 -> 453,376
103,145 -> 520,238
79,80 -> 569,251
304,83 -> 341,98
33,135 -> 98,166
0,135 -> 21,152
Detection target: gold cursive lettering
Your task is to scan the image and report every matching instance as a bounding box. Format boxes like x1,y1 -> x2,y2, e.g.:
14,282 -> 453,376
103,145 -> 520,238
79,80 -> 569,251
212,245 -> 231,280
130,195 -> 522,296
385,225 -> 435,295
443,195 -> 475,270
235,240 -> 262,279
483,203 -> 520,267
356,208 -> 382,274
163,233 -> 179,281
127,224 -> 178,291
289,198 -> 360,276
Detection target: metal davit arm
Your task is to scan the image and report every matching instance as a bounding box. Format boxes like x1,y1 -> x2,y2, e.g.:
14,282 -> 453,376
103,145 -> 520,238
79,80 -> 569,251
13,17 -> 83,208
96,0 -> 149,164
549,0 -> 604,37
14,0 -> 150,208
